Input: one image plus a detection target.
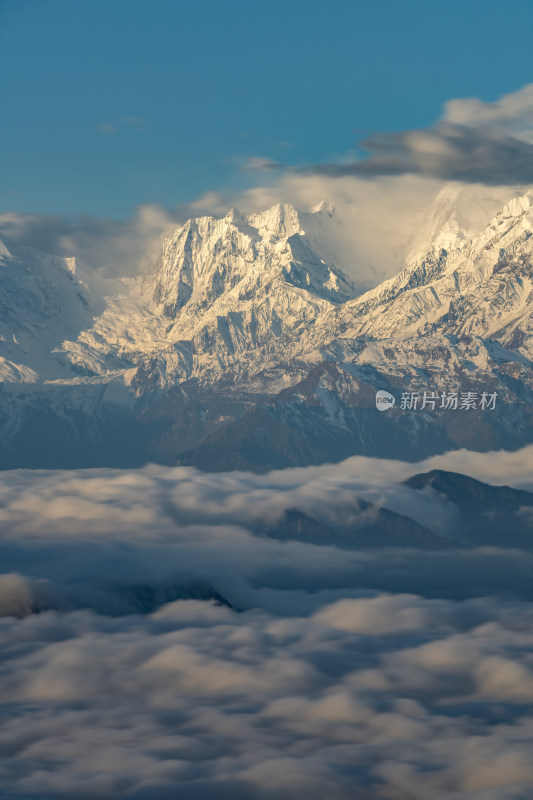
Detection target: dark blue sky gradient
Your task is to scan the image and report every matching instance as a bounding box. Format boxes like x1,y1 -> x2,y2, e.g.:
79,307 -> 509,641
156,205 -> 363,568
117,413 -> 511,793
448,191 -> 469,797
1,0 -> 531,216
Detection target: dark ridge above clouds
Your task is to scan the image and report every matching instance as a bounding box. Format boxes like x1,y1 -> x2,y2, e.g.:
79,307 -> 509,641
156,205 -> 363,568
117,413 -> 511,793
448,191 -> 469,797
405,469 -> 533,548
404,468 -> 533,506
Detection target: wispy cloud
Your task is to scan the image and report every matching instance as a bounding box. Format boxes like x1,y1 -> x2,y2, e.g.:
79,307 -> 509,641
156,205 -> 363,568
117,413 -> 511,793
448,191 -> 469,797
0,204 -> 186,277
240,156 -> 283,172
96,115 -> 149,135
96,122 -> 118,135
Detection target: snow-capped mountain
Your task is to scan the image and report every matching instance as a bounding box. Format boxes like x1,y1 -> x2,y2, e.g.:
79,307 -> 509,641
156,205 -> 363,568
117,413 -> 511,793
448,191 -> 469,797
405,182 -> 527,265
0,189 -> 532,470
145,203 -> 359,377
0,241 -> 119,382
311,189 -> 533,349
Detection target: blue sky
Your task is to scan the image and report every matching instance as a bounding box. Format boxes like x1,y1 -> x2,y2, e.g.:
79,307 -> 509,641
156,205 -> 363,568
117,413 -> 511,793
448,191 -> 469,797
1,0 -> 532,218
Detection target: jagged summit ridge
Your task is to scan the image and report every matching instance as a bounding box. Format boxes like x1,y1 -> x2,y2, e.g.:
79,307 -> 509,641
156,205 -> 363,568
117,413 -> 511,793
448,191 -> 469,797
133,202 -> 360,383
149,201 -> 356,326
248,202 -> 304,239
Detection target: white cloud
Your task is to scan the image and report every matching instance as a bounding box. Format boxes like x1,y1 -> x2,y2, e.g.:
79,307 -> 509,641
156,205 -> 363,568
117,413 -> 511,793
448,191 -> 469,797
444,84 -> 533,142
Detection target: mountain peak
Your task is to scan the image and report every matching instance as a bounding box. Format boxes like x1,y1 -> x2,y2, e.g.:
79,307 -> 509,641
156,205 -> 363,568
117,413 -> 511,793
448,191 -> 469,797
310,199 -> 335,216
149,198 -> 357,323
224,206 -> 246,223
248,202 -> 303,238
499,189 -> 533,219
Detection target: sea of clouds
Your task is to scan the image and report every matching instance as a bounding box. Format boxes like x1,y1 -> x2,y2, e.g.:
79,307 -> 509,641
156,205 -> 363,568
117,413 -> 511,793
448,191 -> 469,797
1,446 -> 533,799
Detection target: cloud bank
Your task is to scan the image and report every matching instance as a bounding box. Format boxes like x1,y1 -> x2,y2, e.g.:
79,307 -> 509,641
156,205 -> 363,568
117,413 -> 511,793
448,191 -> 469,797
1,447 -> 533,798
2,592 -> 533,800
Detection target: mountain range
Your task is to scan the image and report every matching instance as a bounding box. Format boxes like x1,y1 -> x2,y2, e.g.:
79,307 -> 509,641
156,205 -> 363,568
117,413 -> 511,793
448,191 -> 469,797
0,186 -> 532,470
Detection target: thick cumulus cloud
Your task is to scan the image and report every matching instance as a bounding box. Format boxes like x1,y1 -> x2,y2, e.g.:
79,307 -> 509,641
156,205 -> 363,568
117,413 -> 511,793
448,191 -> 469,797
295,84 -> 533,185
443,84 -> 533,140
1,446 -> 533,797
